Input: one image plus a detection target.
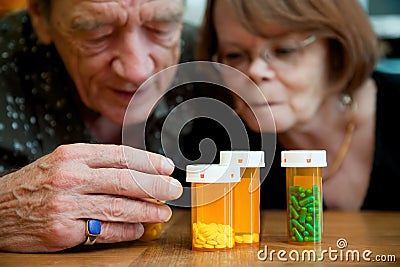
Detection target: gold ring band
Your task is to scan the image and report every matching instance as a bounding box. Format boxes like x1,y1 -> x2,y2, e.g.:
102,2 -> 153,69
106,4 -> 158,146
83,235 -> 97,245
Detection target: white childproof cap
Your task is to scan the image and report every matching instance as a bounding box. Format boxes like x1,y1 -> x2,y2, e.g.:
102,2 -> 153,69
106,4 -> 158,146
281,150 -> 327,168
186,151 -> 265,183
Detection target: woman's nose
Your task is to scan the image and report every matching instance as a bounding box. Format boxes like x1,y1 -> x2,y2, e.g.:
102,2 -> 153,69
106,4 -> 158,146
247,57 -> 276,83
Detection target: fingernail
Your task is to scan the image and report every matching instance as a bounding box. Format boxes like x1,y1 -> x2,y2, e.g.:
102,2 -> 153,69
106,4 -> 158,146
158,206 -> 172,222
136,223 -> 145,238
169,178 -> 183,199
162,157 -> 175,174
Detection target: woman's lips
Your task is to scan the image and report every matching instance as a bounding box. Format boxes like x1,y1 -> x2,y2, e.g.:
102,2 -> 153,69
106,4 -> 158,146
251,102 -> 269,107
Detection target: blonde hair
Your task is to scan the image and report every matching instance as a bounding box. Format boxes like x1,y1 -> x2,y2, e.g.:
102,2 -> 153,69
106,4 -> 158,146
197,0 -> 380,94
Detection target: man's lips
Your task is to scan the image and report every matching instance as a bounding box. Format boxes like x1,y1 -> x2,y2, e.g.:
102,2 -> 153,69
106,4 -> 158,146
112,89 -> 137,102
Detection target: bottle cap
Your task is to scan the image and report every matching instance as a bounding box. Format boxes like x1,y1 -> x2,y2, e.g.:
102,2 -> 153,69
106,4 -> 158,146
220,151 -> 265,167
281,150 -> 327,167
186,164 -> 241,183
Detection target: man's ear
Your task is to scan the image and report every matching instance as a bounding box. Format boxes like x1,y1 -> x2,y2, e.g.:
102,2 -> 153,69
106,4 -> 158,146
28,0 -> 52,45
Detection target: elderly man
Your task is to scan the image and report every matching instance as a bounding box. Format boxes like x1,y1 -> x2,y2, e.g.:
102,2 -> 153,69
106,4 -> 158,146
0,0 -> 191,252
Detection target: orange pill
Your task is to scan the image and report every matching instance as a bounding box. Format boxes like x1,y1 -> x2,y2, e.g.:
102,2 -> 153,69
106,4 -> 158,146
139,223 -> 163,241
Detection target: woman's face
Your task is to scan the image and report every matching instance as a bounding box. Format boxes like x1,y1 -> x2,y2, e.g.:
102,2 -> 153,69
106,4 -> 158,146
213,0 -> 330,133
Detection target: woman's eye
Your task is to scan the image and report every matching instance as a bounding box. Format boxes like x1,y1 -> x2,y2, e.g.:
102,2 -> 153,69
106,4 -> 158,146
222,52 -> 246,62
273,47 -> 298,56
225,53 -> 242,59
271,45 -> 299,58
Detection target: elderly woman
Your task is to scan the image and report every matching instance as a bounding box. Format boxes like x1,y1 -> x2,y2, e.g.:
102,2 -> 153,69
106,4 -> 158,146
196,0 -> 400,210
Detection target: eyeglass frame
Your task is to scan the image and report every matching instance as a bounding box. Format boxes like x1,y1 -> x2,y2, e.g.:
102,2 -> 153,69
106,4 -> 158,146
259,35 -> 317,65
215,35 -> 318,71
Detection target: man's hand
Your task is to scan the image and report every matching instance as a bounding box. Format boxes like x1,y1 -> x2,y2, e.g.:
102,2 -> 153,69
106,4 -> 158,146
0,143 -> 182,252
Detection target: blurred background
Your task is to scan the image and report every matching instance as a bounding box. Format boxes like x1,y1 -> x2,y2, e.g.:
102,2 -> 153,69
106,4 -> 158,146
1,0 -> 399,74
360,0 -> 400,74
0,0 -> 26,17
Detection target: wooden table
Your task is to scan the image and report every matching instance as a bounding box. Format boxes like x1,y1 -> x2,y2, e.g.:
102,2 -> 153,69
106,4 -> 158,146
1,208 -> 399,266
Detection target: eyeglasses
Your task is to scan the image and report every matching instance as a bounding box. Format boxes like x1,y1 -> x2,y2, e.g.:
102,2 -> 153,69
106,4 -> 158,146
217,35 -> 317,72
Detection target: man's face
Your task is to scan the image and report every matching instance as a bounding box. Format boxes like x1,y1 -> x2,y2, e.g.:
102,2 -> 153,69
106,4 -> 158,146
32,0 -> 183,125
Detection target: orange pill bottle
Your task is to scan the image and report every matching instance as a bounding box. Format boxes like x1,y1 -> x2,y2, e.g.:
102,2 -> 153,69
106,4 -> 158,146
220,151 -> 265,246
281,150 -> 326,245
187,164 -> 238,251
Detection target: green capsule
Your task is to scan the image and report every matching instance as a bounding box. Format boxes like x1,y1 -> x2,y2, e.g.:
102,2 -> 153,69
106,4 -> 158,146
290,205 -> 299,219
300,207 -> 307,214
312,185 -> 319,193
306,189 -> 312,195
299,196 -> 314,206
299,192 -> 306,198
306,215 -> 313,222
290,186 -> 301,194
291,219 -> 305,232
292,228 -> 304,242
290,196 -> 301,210
305,223 -> 315,234
313,186 -> 320,198
299,208 -> 307,223
305,202 -> 314,208
304,236 -> 316,242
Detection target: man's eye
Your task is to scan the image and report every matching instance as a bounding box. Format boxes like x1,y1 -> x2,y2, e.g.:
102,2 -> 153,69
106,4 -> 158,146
149,28 -> 170,37
86,34 -> 111,45
144,22 -> 179,41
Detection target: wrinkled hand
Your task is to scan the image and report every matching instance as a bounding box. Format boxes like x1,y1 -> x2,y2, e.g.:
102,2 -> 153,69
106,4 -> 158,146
0,143 -> 182,252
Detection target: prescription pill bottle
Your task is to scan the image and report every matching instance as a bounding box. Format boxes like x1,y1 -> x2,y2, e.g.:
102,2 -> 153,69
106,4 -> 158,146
187,164 -> 239,251
220,151 -> 265,246
281,150 -> 326,244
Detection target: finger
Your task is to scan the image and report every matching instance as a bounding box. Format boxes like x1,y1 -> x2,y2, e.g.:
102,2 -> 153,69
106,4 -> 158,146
81,221 -> 145,244
121,145 -> 175,175
53,143 -> 175,175
75,195 -> 173,223
81,168 -> 183,201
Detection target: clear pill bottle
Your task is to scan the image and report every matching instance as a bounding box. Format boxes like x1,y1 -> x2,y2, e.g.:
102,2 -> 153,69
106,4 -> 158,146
220,151 -> 265,246
186,164 -> 239,251
281,150 -> 327,244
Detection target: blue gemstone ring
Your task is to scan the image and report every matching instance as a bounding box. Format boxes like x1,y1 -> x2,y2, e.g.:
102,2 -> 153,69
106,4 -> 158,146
83,219 -> 101,245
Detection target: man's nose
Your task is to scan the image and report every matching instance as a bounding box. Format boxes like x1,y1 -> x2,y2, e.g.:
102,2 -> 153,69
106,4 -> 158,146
111,30 -> 154,86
